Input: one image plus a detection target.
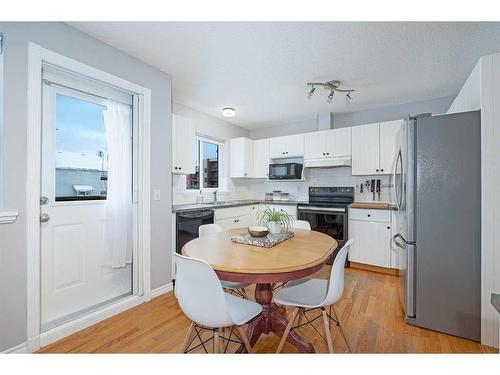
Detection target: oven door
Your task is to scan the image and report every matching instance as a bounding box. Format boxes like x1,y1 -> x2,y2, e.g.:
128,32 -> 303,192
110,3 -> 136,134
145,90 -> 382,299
297,206 -> 347,264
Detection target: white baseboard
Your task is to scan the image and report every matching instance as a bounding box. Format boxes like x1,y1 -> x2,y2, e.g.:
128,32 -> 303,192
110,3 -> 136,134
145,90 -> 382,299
39,294 -> 145,347
2,342 -> 28,354
151,283 -> 174,299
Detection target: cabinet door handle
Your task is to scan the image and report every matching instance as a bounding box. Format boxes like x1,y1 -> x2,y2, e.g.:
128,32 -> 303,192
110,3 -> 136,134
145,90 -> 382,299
375,169 -> 379,172
367,214 -> 371,217
326,152 -> 330,155
380,169 -> 384,172
387,226 -> 390,230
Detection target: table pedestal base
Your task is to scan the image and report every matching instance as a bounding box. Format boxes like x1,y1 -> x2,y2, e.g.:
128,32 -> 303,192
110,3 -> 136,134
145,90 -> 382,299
238,283 -> 314,353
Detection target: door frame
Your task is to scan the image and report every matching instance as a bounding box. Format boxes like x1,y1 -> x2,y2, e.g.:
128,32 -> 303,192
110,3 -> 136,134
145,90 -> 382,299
26,43 -> 152,352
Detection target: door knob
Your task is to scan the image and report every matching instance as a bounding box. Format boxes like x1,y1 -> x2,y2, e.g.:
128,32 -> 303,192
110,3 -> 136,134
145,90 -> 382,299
40,196 -> 49,205
40,213 -> 50,223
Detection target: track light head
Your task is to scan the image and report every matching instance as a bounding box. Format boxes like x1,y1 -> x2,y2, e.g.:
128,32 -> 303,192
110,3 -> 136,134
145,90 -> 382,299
346,92 -> 353,103
307,86 -> 315,100
327,90 -> 334,102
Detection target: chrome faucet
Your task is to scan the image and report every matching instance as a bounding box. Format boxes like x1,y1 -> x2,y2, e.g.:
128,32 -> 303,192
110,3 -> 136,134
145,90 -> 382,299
213,190 -> 218,203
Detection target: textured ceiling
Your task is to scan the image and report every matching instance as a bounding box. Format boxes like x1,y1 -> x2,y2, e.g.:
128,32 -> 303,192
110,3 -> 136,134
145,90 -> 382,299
69,22 -> 500,129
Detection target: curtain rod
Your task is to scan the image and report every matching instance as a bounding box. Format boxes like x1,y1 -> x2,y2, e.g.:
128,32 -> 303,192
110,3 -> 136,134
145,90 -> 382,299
42,78 -> 133,107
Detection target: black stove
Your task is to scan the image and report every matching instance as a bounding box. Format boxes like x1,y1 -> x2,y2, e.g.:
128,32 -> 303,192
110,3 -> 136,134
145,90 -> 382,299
298,186 -> 354,209
297,187 -> 354,264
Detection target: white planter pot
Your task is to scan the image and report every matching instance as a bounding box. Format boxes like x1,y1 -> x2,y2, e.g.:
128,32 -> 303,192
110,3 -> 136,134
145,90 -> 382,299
267,221 -> 282,235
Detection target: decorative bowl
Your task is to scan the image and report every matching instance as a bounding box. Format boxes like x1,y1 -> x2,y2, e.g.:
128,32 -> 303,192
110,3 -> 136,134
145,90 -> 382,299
248,226 -> 269,238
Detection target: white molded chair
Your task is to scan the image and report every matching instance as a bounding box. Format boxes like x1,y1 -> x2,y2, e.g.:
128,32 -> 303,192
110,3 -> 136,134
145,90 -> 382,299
274,239 -> 353,353
293,220 -> 311,230
272,219 -> 312,292
199,223 -> 250,298
174,253 -> 262,353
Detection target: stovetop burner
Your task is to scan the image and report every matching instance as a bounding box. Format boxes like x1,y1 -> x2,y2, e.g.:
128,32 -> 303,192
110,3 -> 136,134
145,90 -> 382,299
299,186 -> 354,207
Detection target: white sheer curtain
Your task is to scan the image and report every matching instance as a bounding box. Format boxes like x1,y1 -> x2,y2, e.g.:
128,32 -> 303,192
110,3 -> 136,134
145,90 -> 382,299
103,101 -> 133,269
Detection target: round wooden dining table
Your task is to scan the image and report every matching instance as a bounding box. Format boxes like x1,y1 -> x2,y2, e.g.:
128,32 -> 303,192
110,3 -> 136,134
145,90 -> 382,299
182,227 -> 338,353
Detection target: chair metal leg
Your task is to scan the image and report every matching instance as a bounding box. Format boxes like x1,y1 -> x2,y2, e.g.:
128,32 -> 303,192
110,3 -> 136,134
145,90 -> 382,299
331,306 -> 352,353
321,308 -> 334,353
213,329 -> 220,353
240,288 -> 249,299
276,307 -> 301,353
236,326 -> 253,353
181,321 -> 195,353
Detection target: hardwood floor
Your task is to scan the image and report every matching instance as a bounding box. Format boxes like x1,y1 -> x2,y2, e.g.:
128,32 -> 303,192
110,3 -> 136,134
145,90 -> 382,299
38,267 -> 498,354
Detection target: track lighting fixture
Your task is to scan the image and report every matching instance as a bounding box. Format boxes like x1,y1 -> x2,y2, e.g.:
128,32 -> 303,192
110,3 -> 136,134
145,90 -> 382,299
306,80 -> 355,104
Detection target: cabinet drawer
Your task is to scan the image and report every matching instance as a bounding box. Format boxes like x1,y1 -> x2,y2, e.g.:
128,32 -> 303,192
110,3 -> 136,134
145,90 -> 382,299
349,208 -> 390,222
214,205 -> 257,220
215,216 -> 247,231
259,204 -> 297,218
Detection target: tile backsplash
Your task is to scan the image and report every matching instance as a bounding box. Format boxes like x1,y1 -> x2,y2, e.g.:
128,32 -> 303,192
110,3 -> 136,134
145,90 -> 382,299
173,166 -> 394,205
243,167 -> 394,203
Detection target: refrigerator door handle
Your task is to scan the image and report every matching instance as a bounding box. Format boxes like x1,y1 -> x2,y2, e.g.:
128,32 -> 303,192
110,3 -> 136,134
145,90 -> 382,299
393,233 -> 415,246
392,233 -> 406,249
392,149 -> 403,211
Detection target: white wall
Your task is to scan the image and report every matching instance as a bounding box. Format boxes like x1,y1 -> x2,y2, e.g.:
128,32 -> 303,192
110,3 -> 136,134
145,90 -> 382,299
447,62 -> 481,113
249,116 -> 319,139
448,53 -> 500,348
172,103 -> 250,204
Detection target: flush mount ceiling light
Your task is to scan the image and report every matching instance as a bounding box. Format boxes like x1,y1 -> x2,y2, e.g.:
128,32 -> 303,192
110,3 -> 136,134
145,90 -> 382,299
222,107 -> 236,117
306,80 -> 355,104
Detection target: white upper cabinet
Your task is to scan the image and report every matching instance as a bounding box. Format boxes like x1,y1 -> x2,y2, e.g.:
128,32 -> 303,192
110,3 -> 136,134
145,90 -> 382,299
304,130 -> 327,159
253,138 -> 270,178
230,137 -> 254,178
326,127 -> 352,157
379,120 -> 403,174
269,134 -> 304,158
172,114 -> 196,174
351,120 -> 402,175
304,128 -> 352,160
351,123 -> 380,175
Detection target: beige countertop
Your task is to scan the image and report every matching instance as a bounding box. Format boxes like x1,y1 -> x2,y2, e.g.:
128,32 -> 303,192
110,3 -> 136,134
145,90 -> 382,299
349,202 -> 397,210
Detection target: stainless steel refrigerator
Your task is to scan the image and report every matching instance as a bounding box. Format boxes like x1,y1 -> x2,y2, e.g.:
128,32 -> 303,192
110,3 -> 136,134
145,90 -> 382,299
392,111 -> 481,342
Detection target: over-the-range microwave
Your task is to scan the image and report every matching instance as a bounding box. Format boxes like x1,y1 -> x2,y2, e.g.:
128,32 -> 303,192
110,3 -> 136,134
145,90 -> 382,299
268,162 -> 303,180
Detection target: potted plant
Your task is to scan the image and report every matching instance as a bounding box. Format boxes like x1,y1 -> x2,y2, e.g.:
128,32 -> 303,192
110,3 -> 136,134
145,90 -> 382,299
256,206 -> 295,235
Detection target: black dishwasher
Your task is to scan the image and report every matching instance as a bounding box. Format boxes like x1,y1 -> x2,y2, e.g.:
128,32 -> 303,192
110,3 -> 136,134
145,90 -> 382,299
176,210 -> 214,254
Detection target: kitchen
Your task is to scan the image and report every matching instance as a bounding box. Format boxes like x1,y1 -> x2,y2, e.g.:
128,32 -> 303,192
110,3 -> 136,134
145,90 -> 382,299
2,19 -> 500,360
171,96 -> 483,348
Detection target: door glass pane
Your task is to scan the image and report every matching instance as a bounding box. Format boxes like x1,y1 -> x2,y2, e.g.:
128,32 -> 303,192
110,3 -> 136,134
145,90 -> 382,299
203,141 -> 219,188
186,140 -> 200,189
55,94 -> 108,201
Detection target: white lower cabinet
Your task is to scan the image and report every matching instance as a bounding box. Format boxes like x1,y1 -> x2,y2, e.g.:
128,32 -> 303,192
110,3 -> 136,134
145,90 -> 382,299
348,208 -> 392,268
215,215 -> 252,230
258,204 -> 297,219
214,204 -> 259,230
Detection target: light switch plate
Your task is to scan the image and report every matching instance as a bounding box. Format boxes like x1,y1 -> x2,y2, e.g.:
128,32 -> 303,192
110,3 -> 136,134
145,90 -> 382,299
153,189 -> 161,201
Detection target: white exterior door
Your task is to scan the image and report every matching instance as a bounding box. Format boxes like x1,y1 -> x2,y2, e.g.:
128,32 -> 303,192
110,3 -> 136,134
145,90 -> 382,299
40,82 -> 133,330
